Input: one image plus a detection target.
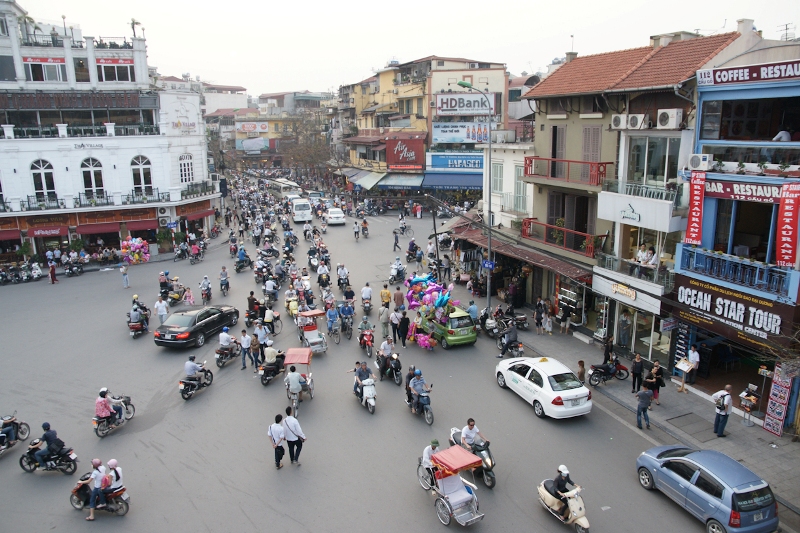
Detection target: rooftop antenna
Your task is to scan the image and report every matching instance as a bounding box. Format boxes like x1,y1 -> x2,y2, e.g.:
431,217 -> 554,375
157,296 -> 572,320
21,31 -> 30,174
570,35 -> 574,52
778,22 -> 795,41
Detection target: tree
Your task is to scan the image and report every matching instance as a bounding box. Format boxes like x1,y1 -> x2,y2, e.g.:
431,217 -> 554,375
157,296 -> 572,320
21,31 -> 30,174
130,18 -> 141,38
280,113 -> 333,177
17,15 -> 37,39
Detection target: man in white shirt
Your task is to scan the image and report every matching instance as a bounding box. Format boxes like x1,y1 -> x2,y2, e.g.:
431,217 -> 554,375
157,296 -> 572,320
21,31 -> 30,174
268,414 -> 286,469
687,344 -> 700,384
460,418 -> 489,450
712,384 -> 733,437
219,327 -> 234,347
283,406 -> 306,466
240,329 -> 254,370
773,127 -> 791,142
285,365 -> 304,402
361,282 -> 372,303
629,244 -> 647,275
264,278 -> 277,301
153,296 -> 169,325
254,322 -> 269,360
426,241 -> 436,257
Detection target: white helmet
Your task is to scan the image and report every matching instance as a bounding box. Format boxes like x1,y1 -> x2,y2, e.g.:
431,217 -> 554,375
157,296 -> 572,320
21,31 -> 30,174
558,465 -> 569,475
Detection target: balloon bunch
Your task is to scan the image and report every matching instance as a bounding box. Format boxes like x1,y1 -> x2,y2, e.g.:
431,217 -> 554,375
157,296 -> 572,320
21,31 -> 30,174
405,274 -> 458,324
120,236 -> 151,264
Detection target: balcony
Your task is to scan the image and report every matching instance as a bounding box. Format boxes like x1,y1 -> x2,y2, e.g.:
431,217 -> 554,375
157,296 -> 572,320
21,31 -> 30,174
94,38 -> 133,50
6,124 -> 159,139
676,244 -> 793,298
0,199 -> 9,212
76,192 -> 114,207
181,181 -> 214,199
523,157 -> 613,187
602,180 -> 678,203
596,252 -> 674,292
21,34 -> 64,47
499,193 -> 528,215
23,195 -> 66,210
521,218 -> 604,258
123,188 -> 170,205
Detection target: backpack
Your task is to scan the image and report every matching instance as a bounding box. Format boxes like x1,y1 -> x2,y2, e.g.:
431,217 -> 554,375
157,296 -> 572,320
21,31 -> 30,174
715,393 -> 728,410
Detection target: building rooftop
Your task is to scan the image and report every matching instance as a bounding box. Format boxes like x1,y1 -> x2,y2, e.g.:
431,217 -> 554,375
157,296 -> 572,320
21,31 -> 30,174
203,83 -> 247,92
204,108 -> 254,118
397,55 -> 504,68
159,76 -> 187,83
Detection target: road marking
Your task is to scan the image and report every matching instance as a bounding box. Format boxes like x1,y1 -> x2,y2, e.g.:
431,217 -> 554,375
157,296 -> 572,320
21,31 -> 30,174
592,399 -> 660,446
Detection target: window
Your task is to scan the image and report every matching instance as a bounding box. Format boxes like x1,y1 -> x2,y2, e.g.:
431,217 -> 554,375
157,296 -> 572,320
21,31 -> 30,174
24,62 -> 67,82
73,58 -> 90,82
131,156 -> 153,194
417,98 -> 423,116
514,165 -> 526,212
0,55 -> 15,82
437,60 -> 444,66
664,461 -> 698,482
733,486 -> 775,512
0,18 -> 7,35
274,123 -> 279,132
81,158 -> 104,197
509,89 -> 522,103
528,369 -> 544,388
179,154 -> 194,183
31,159 -> 56,201
626,136 -> 680,185
491,163 -> 503,193
548,373 -> 583,391
96,64 -> 135,82
512,365 -> 530,377
694,473 -> 724,499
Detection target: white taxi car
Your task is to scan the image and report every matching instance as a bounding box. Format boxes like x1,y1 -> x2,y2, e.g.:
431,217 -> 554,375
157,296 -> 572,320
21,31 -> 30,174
495,357 -> 592,418
326,208 -> 346,225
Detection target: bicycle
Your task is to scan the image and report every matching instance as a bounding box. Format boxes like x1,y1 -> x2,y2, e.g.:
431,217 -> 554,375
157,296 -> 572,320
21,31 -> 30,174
394,227 -> 414,238
329,325 -> 341,344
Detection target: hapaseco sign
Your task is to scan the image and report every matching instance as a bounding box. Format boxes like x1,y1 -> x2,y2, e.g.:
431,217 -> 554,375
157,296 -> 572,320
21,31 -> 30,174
435,93 -> 496,116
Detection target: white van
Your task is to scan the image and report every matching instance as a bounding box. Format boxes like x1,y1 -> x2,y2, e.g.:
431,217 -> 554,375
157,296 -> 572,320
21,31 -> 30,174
291,198 -> 313,223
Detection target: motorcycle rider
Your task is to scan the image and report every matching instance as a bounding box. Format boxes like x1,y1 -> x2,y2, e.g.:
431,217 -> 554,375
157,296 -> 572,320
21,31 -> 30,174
360,218 -> 369,234
337,263 -> 349,287
132,294 -> 149,317
316,260 -> 329,277
104,458 -> 123,494
407,237 -> 418,254
219,266 -> 230,291
128,304 -> 147,333
392,256 -> 405,278
360,282 -> 372,307
460,418 -> 489,450
302,222 -> 312,240
497,320 -> 518,358
35,422 -> 61,470
555,465 -> 580,521
218,326 -> 237,357
236,246 -> 249,270
354,361 -> 375,400
274,261 -> 285,281
96,388 -> 123,426
343,284 -> 355,303
288,260 -> 299,279
185,355 -> 207,386
0,416 -> 16,446
339,300 -> 355,331
409,368 -> 431,414
264,277 -> 278,301
358,316 -> 375,348
325,305 -> 339,335
285,365 -> 304,403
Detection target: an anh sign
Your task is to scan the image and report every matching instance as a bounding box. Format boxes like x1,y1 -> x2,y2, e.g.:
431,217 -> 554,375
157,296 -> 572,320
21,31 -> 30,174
386,138 -> 425,170
436,93 -> 496,116
432,122 -> 496,143
697,60 -> 800,86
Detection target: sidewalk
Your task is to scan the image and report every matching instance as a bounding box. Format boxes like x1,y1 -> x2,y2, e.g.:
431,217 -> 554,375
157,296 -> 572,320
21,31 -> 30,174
448,282 -> 800,516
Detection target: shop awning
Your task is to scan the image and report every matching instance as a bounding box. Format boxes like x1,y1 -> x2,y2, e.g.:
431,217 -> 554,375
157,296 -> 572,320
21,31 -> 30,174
76,222 -> 121,235
454,228 -> 593,282
29,226 -> 68,237
125,219 -> 159,231
351,172 -> 386,191
0,229 -> 21,240
374,144 -> 386,152
377,173 -> 424,190
422,172 -> 483,190
185,209 -> 216,221
342,168 -> 362,178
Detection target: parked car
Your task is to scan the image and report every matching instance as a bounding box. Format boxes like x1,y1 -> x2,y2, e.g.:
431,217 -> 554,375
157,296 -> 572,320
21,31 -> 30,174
327,208 -> 346,225
153,305 -> 239,348
419,309 -> 477,349
636,445 -> 779,533
495,357 -> 592,418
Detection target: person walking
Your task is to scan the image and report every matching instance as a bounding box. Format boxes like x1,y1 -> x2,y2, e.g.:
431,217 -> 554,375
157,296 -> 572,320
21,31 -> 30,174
240,329 -> 254,370
380,284 -> 391,308
393,286 -> 405,310
120,263 -> 129,289
154,296 -> 169,325
283,406 -> 306,466
379,304 -> 390,339
631,352 -> 644,393
254,322 -> 269,363
268,414 -> 286,469
644,360 -> 664,406
398,311 -> 410,348
636,387 -> 653,430
250,334 -> 261,368
543,310 -> 553,335
534,297 -> 544,335
687,344 -> 700,384
441,254 -> 451,281
389,307 -> 402,344
48,260 -> 59,284
393,231 -> 401,252
712,384 -> 733,437
577,360 -> 585,384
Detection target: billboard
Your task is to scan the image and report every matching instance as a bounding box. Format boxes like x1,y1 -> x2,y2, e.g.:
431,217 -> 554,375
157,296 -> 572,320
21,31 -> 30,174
427,152 -> 483,173
235,121 -> 270,132
386,139 -> 425,170
435,93 -> 496,116
431,122 -> 497,143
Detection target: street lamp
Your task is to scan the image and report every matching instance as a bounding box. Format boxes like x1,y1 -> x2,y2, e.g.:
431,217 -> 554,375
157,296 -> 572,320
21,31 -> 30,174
457,80 -> 494,311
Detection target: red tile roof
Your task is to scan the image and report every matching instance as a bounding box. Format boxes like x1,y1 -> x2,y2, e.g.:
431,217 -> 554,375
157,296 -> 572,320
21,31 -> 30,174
611,32 -> 739,90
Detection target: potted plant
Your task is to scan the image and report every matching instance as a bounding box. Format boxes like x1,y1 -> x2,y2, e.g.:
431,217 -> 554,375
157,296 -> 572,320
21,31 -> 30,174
712,157 -> 724,173
736,161 -> 746,175
550,218 -> 565,246
757,161 -> 767,176
16,241 -> 32,261
778,162 -> 791,178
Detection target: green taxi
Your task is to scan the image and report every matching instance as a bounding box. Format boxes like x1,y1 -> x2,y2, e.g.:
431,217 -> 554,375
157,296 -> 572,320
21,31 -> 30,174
419,309 -> 478,349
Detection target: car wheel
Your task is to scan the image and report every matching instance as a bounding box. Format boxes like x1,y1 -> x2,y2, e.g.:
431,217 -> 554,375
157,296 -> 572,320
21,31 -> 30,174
533,400 -> 545,418
230,315 -> 238,326
706,519 -> 726,533
196,333 -> 205,347
638,467 -> 654,490
440,337 -> 450,350
496,372 -> 508,389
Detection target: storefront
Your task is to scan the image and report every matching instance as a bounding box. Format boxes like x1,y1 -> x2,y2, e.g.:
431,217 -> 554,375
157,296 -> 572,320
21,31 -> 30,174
0,225 -> 22,262
177,202 -> 215,236
422,151 -> 483,202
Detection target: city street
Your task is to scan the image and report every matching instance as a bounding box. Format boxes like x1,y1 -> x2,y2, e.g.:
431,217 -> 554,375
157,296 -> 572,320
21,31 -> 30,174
0,212 -> 704,532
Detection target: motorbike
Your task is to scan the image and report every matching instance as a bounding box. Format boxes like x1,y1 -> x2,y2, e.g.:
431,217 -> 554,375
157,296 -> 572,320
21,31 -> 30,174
588,355 -> 629,386
0,268 -> 10,285
479,307 -> 500,338
234,256 -> 253,273
92,395 -> 135,438
126,309 -> 150,338
361,225 -> 369,238
304,229 -> 313,242
229,243 -> 238,258
19,439 -> 78,475
161,283 -> 186,307
175,247 -> 189,262
405,250 -> 417,263
0,411 -> 31,458
70,473 -> 130,516
537,480 -> 590,533
244,309 -> 260,328
254,267 -> 269,285
209,224 -> 221,239
318,274 -> 330,289
200,286 -> 212,304
359,328 -> 374,357
258,351 -> 286,386
375,352 -> 403,385
215,342 -> 241,368
496,334 -> 524,358
220,278 -> 230,296
405,385 -> 434,425
30,262 -> 43,280
362,298 -> 372,315
64,261 -> 84,277
505,307 -> 529,330
338,276 -> 350,292
436,208 -> 454,219
321,222 -> 327,233
189,252 -> 204,265
178,361 -> 214,400
355,378 -> 377,414
309,255 -> 319,270
389,263 -> 406,284
448,428 -> 496,488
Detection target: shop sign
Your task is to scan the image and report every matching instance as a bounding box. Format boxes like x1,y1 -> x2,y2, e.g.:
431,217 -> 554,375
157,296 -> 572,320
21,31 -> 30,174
672,274 -> 797,350
684,172 -> 705,245
427,152 -> 483,172
620,204 -> 640,222
28,214 -> 70,226
235,122 -> 269,132
435,93 -> 496,116
171,120 -> 197,130
386,139 -> 425,170
660,317 -> 679,332
431,123 -> 496,144
95,58 -> 134,65
592,275 -> 662,314
611,283 -> 636,300
30,227 -> 67,237
0,92 -> 140,111
763,363 -> 793,437
704,181 -> 783,203
22,57 -> 65,64
775,183 -> 800,267
698,60 -> 800,86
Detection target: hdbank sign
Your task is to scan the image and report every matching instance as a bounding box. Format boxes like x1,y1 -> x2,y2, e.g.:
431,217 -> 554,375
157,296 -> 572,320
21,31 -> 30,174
435,93 -> 496,116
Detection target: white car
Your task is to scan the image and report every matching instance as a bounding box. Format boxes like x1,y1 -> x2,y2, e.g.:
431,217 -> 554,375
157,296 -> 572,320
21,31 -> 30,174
495,357 -> 592,419
326,208 -> 346,225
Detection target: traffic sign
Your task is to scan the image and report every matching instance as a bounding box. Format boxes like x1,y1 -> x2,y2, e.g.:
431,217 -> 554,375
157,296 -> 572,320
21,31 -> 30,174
482,260 -> 495,270
166,222 -> 178,229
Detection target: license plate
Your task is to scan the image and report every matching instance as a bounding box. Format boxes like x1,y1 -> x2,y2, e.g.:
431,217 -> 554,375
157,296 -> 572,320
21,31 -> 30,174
571,399 -> 581,406
519,348 -> 524,353
166,334 -> 173,340
460,329 -> 468,335
69,453 -> 77,460
129,331 -> 135,336
588,369 -> 594,375
178,384 -> 184,390
214,354 -> 219,359
493,328 -> 498,333
753,512 -> 763,522
258,370 -> 264,375
121,492 -> 130,501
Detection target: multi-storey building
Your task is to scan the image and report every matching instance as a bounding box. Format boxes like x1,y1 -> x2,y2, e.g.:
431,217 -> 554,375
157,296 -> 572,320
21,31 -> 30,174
0,0 -> 219,259
152,74 -> 247,116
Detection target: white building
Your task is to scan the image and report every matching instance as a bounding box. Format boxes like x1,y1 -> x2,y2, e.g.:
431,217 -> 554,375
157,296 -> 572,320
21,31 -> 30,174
0,0 -> 219,257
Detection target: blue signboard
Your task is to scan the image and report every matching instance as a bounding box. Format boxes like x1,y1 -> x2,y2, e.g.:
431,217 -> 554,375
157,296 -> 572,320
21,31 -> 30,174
429,153 -> 483,172
482,260 -> 495,270
166,222 -> 178,229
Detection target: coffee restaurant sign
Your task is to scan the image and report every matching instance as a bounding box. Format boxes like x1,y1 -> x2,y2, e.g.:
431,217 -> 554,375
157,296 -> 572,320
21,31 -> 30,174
698,60 -> 800,86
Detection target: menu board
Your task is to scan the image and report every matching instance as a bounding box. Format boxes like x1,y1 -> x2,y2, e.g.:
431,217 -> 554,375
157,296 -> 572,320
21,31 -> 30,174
763,363 -> 792,437
672,322 -> 690,374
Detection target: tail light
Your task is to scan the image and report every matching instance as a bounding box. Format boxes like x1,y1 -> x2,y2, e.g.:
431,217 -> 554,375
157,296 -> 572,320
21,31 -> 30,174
552,396 -> 564,406
587,391 -> 592,401
176,332 -> 190,340
473,326 -> 477,332
153,331 -> 162,338
775,502 -> 779,517
729,510 -> 741,527
447,330 -> 455,335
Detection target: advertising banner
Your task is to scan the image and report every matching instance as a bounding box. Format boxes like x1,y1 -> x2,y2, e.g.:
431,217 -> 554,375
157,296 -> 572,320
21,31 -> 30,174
435,93 -> 496,116
95,58 -> 134,65
704,181 -> 783,203
427,152 -> 484,172
22,57 -> 65,64
235,121 -> 270,132
763,363 -> 793,437
775,183 -> 800,267
431,122 -> 496,143
386,138 -> 425,170
698,60 -> 800,86
684,172 -> 705,245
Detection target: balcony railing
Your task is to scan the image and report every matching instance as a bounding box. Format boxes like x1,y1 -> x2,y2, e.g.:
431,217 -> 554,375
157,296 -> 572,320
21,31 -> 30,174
123,188 -> 170,204
602,180 -> 678,203
596,252 -> 675,291
6,124 -> 160,139
94,38 -> 133,49
76,192 -> 113,207
500,193 -> 527,214
13,126 -> 59,138
524,156 -> 613,187
181,181 -> 214,199
678,245 -> 791,297
24,195 -> 65,210
113,124 -> 160,136
0,199 -> 9,212
521,218 -> 603,258
21,34 -> 63,47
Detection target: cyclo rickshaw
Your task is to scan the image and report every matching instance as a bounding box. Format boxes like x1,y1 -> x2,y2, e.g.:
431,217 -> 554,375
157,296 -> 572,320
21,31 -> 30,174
417,445 -> 485,527
284,347 -> 314,417
296,309 -> 328,354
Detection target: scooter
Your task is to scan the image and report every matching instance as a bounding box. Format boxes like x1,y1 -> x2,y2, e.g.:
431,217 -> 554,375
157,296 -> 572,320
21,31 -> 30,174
361,225 -> 369,238
496,335 -> 524,358
19,439 -> 78,475
234,256 -> 253,273
178,362 -> 214,400
229,243 -> 238,258
588,355 -> 629,386
175,247 -> 189,261
537,480 -> 590,533
479,307 -> 499,338
92,395 -> 135,438
200,286 -> 212,305
362,298 -> 372,315
321,222 -> 327,234
405,385 -> 434,425
389,263 -> 406,284
214,342 -> 240,368
505,306 -> 529,330
258,351 -> 286,386
71,474 -> 130,516
338,276 -> 349,292
359,329 -> 374,358
375,352 -> 403,385
449,428 -> 496,488
30,263 -> 43,281
0,411 -> 31,459
356,378 -> 377,414
405,250 -> 417,263
220,278 -> 230,296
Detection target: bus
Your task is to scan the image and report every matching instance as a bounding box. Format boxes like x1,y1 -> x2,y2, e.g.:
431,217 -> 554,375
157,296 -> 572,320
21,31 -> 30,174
268,178 -> 303,199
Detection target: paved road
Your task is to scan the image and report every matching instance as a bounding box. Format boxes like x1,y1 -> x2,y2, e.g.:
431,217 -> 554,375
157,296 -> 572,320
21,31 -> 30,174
0,213 -> 704,532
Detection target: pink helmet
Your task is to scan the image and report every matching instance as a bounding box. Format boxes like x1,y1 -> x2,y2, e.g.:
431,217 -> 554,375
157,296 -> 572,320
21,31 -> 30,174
107,459 -> 118,468
91,458 -> 102,468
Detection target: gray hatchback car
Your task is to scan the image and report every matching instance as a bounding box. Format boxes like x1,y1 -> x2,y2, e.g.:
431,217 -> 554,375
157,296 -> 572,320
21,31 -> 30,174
637,445 -> 779,533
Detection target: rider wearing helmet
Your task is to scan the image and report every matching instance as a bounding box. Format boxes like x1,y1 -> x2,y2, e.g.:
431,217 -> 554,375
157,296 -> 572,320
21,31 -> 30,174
129,295 -> 149,331
199,275 -> 212,300
78,458 -> 108,519
555,465 -> 579,520
35,422 -> 60,470
358,316 -> 375,348
219,326 -> 235,350
409,368 -> 431,414
105,458 -> 123,492
95,388 -> 123,426
407,237 -> 417,253
184,355 -> 206,386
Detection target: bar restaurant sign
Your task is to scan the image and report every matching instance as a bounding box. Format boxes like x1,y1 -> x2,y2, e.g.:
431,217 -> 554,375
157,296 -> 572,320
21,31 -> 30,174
673,274 -> 798,351
698,60 -> 800,86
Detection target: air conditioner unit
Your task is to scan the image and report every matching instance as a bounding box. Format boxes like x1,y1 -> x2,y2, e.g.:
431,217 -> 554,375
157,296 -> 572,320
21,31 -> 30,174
379,127 -> 385,134
392,89 -> 398,94
627,114 -> 650,130
158,217 -> 170,227
611,114 -> 628,130
688,154 -> 711,171
657,108 -> 683,129
430,100 -> 436,107
158,207 -> 168,215
469,63 -> 478,69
